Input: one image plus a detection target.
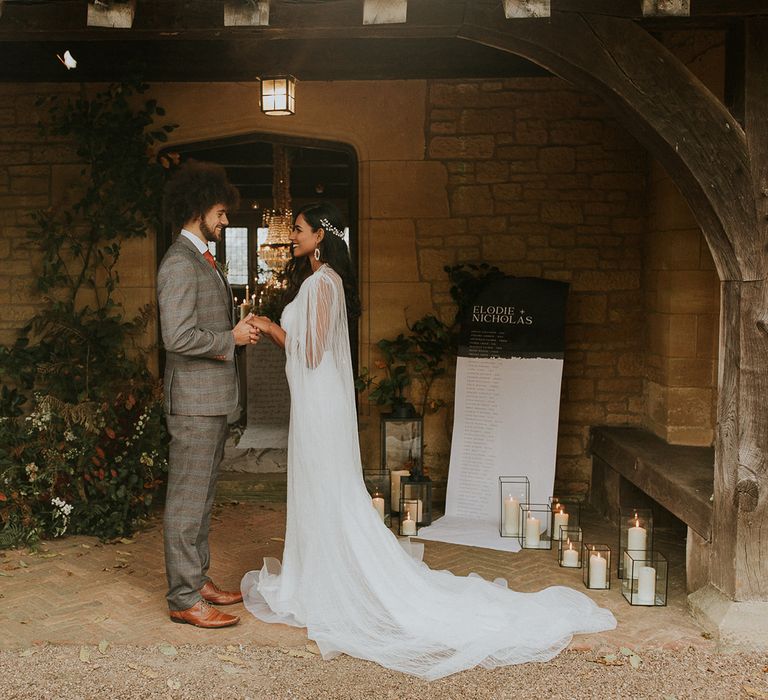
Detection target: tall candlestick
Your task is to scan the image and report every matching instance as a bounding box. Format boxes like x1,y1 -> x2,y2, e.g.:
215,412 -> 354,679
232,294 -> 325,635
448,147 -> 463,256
245,284 -> 250,302
589,551 -> 608,588
524,515 -> 541,547
503,495 -> 520,536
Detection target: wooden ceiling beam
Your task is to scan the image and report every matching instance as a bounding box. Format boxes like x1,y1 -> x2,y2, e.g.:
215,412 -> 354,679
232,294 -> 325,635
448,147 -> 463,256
2,0 -> 766,43
364,0 -> 408,25
461,6 -> 755,282
551,0 -> 768,17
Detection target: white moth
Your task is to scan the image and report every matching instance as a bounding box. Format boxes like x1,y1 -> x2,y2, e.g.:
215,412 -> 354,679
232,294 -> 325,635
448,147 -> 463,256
57,50 -> 77,70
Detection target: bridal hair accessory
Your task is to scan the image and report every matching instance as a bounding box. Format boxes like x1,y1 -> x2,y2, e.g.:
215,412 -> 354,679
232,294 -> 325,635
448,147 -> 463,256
319,218 -> 344,238
314,247 -> 321,261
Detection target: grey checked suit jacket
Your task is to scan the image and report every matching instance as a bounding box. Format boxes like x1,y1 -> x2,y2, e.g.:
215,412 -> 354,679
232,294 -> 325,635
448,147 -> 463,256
157,235 -> 239,417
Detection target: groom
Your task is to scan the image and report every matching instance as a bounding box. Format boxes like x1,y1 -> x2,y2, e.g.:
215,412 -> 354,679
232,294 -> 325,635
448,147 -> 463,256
157,160 -> 260,628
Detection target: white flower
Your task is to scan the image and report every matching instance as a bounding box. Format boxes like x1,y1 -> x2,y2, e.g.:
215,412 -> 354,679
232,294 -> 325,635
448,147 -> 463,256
64,429 -> 76,442
25,463 -> 39,482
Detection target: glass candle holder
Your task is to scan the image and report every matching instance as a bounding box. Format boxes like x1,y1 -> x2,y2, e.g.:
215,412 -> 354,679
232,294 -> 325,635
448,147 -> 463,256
618,507 -> 654,579
548,495 -> 581,542
558,527 -> 583,568
518,503 -> 552,550
400,476 -> 433,526
621,551 -> 668,606
499,476 -> 530,538
362,469 -> 391,526
582,544 -> 611,589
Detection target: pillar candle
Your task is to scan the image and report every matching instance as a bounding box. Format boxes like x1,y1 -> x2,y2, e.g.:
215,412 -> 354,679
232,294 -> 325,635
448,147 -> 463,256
401,512 -> 416,536
589,551 -> 608,588
553,505 -> 569,540
404,499 -> 423,524
524,515 -> 540,547
371,495 -> 385,521
239,302 -> 249,320
502,495 -> 520,536
390,470 -> 410,511
636,565 -> 656,604
624,518 -> 647,579
562,541 -> 579,567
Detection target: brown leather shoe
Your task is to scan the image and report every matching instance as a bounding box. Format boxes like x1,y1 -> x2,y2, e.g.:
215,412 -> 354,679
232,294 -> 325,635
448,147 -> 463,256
169,600 -> 239,628
200,580 -> 243,606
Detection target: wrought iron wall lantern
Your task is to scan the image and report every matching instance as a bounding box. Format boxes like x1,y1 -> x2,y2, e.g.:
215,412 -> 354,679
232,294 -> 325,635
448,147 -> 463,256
260,75 -> 296,116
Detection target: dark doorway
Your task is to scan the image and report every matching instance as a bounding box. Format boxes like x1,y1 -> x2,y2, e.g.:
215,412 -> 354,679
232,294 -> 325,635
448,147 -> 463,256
158,133 -> 359,419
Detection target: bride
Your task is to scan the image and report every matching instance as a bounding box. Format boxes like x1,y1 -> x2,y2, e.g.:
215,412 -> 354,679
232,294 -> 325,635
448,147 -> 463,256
242,203 -> 616,680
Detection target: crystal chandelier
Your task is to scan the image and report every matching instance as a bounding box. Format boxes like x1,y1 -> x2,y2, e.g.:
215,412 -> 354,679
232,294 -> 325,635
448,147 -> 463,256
260,143 -> 293,273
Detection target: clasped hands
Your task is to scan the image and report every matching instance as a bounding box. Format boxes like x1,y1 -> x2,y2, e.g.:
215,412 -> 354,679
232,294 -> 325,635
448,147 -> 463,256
232,313 -> 275,347
216,315 -> 276,360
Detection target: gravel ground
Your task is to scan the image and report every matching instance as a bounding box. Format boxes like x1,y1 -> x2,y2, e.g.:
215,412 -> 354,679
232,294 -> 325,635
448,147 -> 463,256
2,643 -> 768,700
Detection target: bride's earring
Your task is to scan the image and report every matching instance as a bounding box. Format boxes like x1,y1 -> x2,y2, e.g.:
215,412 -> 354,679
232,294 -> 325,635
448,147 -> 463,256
314,246 -> 321,261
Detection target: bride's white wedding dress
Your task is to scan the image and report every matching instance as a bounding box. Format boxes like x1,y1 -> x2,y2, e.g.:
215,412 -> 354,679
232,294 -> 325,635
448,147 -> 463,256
241,264 -> 616,680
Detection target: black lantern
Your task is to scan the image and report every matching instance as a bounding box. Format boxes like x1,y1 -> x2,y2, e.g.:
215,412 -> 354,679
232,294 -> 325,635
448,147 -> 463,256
399,476 -> 432,527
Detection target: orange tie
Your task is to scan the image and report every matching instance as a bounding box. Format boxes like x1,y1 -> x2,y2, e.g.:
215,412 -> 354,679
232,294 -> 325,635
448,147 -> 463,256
203,250 -> 217,271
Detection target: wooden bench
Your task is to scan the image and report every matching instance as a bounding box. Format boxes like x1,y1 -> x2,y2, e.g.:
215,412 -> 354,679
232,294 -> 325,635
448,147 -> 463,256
589,426 -> 714,590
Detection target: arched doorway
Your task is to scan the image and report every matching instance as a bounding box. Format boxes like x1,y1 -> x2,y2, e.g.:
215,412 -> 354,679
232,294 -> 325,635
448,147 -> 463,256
159,133 -> 359,476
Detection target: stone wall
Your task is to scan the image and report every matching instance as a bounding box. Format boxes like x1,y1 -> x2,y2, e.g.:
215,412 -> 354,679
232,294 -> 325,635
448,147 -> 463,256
643,163 -> 718,445
0,83 -> 159,372
642,31 -> 724,446
2,73 -> 718,497
418,78 -> 648,493
0,85 -> 76,346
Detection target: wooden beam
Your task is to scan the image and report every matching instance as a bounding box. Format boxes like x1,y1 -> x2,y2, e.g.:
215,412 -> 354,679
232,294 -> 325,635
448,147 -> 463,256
363,0 -> 407,25
86,0 -> 136,29
503,0 -> 551,18
641,0 -> 689,16
460,7 -> 756,282
550,0 -> 768,18
724,20 -> 746,125
224,0 -> 270,27
720,15 -> 768,600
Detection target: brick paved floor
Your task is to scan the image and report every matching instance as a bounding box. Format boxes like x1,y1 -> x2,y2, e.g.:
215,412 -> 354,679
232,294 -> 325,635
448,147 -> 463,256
0,497 -> 711,654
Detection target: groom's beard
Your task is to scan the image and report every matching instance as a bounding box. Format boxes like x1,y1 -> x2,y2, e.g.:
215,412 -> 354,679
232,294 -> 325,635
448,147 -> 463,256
200,217 -> 222,242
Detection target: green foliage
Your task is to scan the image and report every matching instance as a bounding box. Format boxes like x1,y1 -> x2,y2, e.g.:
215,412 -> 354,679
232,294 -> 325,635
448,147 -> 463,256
445,262 -> 505,328
357,314 -> 451,417
0,79 -> 176,548
357,264 -> 506,419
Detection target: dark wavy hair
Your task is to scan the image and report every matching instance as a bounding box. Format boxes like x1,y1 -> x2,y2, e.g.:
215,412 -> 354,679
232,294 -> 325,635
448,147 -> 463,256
283,202 -> 361,321
163,159 -> 240,230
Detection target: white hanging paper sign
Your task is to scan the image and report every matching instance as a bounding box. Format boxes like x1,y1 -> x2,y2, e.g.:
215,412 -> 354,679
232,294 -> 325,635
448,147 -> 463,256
417,277 -> 568,552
